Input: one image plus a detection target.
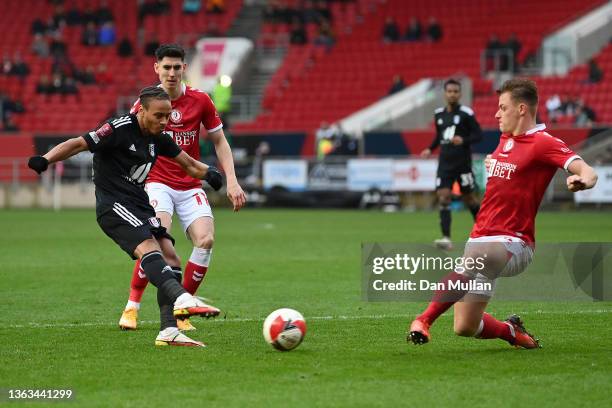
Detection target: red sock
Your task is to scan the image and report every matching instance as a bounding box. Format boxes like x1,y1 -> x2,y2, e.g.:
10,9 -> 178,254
183,262 -> 208,295
182,248 -> 212,295
128,259 -> 148,303
476,313 -> 513,342
417,272 -> 471,325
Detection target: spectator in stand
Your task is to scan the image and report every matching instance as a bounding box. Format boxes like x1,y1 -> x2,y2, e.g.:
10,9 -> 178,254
51,3 -> 67,31
587,58 -> 603,83
426,17 -> 442,42
82,21 -> 98,46
117,37 -> 134,57
183,0 -> 201,14
36,75 -> 54,95
50,31 -> 68,58
560,94 -> 578,117
81,5 -> 98,26
1,93 -> 25,126
404,17 -> 421,42
61,77 -> 80,98
139,0 -> 170,22
315,0 -> 332,23
96,0 -> 114,24
207,0 -> 225,14
290,19 -> 308,45
31,18 -> 47,35
545,94 -> 561,122
314,18 -> 335,49
9,52 -> 30,79
98,22 -> 117,46
32,33 -> 50,58
301,0 -> 321,24
50,72 -> 65,94
387,74 -> 406,96
574,100 -> 596,127
65,1 -> 82,26
145,34 -> 160,56
75,65 -> 97,85
2,54 -> 12,75
382,17 -> 400,43
485,34 -> 503,71
504,33 -> 522,71
2,113 -> 19,132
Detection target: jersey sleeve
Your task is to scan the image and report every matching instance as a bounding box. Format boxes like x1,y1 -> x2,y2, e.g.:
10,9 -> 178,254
536,134 -> 581,171
157,132 -> 182,158
82,120 -> 119,152
199,92 -> 223,132
429,116 -> 441,151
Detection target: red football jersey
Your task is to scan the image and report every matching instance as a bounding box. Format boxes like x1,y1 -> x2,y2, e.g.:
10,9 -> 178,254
130,83 -> 222,190
471,124 -> 580,243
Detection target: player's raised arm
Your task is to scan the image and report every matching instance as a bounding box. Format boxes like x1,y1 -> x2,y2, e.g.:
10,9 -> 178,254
28,136 -> 89,174
566,159 -> 597,192
208,129 -> 247,211
172,150 -> 223,191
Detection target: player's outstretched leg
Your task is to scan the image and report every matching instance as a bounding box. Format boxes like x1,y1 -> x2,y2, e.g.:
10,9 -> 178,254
119,260 -> 149,330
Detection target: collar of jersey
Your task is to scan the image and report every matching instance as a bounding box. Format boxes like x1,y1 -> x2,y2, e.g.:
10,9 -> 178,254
506,123 -> 546,138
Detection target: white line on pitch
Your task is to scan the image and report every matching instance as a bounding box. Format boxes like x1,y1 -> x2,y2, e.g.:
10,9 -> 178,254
5,309 -> 612,329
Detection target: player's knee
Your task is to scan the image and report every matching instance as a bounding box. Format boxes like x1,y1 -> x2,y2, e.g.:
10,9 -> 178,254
454,322 -> 478,337
192,232 -> 214,249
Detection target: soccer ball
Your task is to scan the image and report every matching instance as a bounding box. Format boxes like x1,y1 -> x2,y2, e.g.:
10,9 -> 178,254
262,308 -> 306,351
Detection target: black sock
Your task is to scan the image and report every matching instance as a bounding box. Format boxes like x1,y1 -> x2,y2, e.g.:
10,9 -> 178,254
141,251 -> 187,302
440,204 -> 451,237
469,204 -> 480,220
158,291 -> 177,331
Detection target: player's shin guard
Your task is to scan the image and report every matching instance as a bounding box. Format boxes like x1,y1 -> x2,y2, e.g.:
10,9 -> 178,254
439,204 -> 451,237
183,247 -> 211,295
416,271 -> 474,325
128,259 -> 148,303
140,251 -> 187,302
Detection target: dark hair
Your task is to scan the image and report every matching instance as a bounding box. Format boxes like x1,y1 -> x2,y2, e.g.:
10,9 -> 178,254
139,86 -> 170,108
444,79 -> 461,90
155,43 -> 185,61
497,78 -> 538,115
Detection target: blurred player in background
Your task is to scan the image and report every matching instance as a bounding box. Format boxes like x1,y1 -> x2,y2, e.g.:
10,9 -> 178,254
119,44 -> 246,331
421,79 -> 482,250
410,78 -> 597,348
29,86 -> 223,347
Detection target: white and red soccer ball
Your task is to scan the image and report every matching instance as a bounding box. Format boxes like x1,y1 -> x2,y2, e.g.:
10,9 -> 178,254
263,308 -> 306,351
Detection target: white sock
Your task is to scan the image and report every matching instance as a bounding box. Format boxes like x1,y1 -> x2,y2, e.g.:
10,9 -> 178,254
126,300 -> 140,310
190,247 -> 212,267
175,293 -> 192,304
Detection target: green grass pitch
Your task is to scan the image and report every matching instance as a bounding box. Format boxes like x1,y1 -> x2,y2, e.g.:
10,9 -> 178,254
1,208 -> 611,407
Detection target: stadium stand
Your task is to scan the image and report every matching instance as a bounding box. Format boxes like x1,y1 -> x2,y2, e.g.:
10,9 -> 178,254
234,0 -> 606,132
0,0 -> 242,133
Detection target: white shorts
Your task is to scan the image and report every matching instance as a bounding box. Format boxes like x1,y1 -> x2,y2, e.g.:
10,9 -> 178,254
465,235 -> 534,297
145,182 -> 213,234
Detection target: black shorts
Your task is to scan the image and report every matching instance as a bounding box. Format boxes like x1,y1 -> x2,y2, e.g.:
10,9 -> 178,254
97,201 -> 175,259
436,169 -> 477,193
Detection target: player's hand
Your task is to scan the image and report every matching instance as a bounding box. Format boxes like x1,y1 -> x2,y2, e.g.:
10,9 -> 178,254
227,181 -> 247,212
203,166 -> 223,191
420,148 -> 431,158
484,154 -> 493,171
452,136 -> 464,145
28,156 -> 49,174
566,175 -> 588,192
